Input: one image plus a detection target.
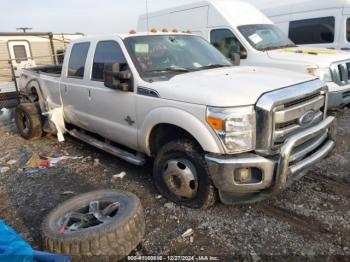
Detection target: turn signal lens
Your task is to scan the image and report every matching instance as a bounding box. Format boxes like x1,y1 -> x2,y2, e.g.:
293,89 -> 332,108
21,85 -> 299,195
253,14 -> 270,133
307,67 -> 317,76
207,117 -> 223,131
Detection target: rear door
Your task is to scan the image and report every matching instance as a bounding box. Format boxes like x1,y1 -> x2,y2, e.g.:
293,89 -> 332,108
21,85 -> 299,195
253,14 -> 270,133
8,41 -> 36,79
60,42 -> 92,130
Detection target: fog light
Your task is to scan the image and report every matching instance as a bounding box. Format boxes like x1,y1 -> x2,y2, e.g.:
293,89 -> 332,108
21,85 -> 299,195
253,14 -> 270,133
234,168 -> 263,184
234,168 -> 252,183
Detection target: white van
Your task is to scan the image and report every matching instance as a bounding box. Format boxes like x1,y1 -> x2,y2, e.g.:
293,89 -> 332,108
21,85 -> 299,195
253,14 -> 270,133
137,0 -> 350,108
244,0 -> 350,51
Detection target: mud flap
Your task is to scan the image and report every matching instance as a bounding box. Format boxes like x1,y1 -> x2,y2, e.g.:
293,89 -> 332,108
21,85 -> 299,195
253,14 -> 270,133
0,91 -> 19,109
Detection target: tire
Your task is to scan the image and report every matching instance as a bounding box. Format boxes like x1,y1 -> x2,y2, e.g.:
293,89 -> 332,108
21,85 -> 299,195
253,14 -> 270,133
15,103 -> 43,140
41,190 -> 145,261
153,140 -> 217,209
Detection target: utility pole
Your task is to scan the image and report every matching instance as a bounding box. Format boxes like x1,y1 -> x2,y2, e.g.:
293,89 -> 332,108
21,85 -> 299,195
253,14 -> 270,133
16,27 -> 32,33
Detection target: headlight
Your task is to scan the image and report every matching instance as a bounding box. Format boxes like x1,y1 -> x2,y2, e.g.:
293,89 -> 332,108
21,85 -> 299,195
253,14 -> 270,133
307,67 -> 333,82
206,106 -> 256,154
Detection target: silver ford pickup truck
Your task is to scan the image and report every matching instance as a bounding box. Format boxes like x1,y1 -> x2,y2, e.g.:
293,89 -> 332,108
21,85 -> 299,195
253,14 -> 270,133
16,32 -> 336,208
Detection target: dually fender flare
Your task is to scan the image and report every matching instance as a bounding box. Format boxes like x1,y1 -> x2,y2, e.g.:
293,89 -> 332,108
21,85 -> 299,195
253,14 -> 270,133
139,107 -> 223,156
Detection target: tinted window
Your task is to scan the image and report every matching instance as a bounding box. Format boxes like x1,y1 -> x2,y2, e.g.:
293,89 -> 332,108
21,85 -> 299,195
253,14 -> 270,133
13,45 -> 27,63
92,41 -> 126,81
289,17 -> 335,44
68,42 -> 90,78
211,29 -> 247,59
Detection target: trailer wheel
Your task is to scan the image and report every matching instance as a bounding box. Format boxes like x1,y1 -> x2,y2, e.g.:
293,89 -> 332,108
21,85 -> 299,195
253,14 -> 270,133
15,103 -> 43,140
42,190 -> 145,260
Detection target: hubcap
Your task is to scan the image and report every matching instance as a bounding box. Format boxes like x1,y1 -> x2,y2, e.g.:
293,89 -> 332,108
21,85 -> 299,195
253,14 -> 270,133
162,159 -> 198,199
57,200 -> 120,233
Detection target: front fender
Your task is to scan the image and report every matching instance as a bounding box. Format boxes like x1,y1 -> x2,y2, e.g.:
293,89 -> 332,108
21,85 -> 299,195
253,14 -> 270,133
139,107 -> 223,156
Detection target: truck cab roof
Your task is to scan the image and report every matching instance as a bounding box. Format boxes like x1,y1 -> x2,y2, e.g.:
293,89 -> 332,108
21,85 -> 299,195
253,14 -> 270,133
71,32 -> 192,43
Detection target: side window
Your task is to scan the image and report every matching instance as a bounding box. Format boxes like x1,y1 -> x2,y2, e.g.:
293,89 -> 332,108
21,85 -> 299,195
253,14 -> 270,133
67,42 -> 90,79
289,16 -> 335,44
92,41 -> 127,81
13,45 -> 27,63
346,18 -> 350,42
210,29 -> 247,59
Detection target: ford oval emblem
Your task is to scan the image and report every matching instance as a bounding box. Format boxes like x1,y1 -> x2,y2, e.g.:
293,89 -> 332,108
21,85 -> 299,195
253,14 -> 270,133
299,111 -> 316,126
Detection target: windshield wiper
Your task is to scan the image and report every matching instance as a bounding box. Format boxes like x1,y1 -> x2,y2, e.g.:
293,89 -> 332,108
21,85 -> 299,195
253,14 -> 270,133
146,67 -> 191,73
261,44 -> 297,51
195,64 -> 230,70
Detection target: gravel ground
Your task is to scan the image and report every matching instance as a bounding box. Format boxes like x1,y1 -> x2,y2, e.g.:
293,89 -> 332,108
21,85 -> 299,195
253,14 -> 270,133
0,108 -> 349,261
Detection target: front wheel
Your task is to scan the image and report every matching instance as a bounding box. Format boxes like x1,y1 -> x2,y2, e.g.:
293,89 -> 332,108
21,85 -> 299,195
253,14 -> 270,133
153,140 -> 217,209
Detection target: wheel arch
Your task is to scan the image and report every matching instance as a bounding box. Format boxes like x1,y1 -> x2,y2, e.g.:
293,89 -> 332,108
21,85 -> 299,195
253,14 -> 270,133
139,107 -> 223,156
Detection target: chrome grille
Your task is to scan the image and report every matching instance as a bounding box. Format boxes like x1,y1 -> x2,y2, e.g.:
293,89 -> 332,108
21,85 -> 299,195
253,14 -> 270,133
273,94 -> 325,146
256,79 -> 327,155
330,60 -> 350,86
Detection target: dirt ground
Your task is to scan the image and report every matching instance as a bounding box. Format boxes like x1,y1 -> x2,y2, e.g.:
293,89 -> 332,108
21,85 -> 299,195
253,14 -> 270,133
0,108 -> 349,261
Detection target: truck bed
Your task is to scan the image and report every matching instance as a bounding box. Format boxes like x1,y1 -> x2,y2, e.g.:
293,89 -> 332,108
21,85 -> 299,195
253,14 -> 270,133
27,65 -> 62,77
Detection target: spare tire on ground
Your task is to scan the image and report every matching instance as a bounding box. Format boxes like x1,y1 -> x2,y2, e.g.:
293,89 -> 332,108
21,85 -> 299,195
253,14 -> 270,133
42,190 -> 145,261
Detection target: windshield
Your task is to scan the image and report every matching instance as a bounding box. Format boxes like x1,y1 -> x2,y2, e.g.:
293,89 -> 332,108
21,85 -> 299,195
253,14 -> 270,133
238,24 -> 296,51
124,35 -> 232,81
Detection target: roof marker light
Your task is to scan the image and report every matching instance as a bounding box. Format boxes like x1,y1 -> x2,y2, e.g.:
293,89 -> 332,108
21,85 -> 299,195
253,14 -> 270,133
129,29 -> 137,34
150,28 -> 157,33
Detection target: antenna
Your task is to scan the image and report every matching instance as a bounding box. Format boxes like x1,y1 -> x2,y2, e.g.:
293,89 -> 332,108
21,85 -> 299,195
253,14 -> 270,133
146,0 -> 150,31
16,27 -> 32,33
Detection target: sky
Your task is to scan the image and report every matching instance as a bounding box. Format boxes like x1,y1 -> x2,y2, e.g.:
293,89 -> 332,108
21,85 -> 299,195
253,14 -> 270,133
0,0 -> 198,35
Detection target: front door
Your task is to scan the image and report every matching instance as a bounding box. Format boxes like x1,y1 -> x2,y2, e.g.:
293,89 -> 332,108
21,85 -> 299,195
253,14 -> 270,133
86,40 -> 138,149
8,41 -> 36,79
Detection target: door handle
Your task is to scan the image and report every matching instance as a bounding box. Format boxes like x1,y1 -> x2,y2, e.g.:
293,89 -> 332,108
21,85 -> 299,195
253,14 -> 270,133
64,85 -> 68,94
88,89 -> 91,100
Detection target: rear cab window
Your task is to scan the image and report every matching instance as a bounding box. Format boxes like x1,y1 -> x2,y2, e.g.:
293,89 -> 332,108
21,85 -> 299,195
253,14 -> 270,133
67,42 -> 90,79
91,41 -> 127,81
289,17 -> 335,44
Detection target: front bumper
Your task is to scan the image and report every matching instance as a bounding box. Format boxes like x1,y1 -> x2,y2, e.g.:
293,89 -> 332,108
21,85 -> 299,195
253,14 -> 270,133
328,89 -> 350,109
205,116 -> 336,205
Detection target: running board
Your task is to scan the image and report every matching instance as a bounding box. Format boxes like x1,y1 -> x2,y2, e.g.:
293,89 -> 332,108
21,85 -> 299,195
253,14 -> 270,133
67,129 -> 146,166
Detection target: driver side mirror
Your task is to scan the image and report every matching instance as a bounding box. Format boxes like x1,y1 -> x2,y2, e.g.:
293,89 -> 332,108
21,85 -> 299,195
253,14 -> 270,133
103,63 -> 132,92
229,51 -> 241,66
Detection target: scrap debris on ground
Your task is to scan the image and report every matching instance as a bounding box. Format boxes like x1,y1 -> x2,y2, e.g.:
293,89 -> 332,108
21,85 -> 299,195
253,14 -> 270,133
0,108 -> 349,260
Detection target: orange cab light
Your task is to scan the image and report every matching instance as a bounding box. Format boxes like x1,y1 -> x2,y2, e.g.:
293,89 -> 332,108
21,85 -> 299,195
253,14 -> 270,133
207,117 -> 223,131
162,28 -> 169,33
150,28 -> 157,33
129,29 -> 137,34
172,28 -> 179,33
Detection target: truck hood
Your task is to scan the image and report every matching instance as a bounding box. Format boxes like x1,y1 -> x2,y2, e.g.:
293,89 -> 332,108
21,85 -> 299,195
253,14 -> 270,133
267,47 -> 350,68
150,67 -> 318,107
